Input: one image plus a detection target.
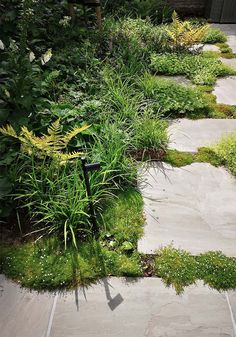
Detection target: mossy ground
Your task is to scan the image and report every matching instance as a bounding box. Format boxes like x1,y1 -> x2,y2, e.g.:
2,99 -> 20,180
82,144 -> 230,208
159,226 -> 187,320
164,147 -> 222,168
1,183 -> 236,294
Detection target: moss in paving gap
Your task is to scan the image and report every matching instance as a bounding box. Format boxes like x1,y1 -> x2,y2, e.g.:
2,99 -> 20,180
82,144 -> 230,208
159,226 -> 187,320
154,245 -> 236,294
164,148 -> 222,168
215,42 -> 235,59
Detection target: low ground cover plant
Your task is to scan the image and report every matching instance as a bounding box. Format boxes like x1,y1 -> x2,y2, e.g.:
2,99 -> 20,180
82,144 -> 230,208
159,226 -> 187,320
151,52 -> 236,85
139,74 -> 210,116
202,27 -> 227,44
155,245 -> 236,294
213,133 -> 236,175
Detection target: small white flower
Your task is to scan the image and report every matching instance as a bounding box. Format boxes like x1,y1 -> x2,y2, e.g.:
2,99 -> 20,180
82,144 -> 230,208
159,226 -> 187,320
29,51 -> 35,62
41,48 -> 52,65
0,40 -> 4,50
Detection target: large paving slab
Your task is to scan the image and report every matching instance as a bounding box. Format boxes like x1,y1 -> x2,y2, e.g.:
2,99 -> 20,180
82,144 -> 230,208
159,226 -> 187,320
1,275 -> 236,337
0,275 -> 55,337
203,44 -> 220,52
213,24 -> 236,53
213,76 -> 236,105
168,118 -> 236,152
138,162 -> 236,256
50,277 -> 236,337
220,57 -> 236,69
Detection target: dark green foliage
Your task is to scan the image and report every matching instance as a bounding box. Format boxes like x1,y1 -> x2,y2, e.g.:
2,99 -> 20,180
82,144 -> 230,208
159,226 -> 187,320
102,0 -> 172,24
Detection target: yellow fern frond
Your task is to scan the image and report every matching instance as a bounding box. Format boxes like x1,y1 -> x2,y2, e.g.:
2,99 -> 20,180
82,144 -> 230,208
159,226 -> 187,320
0,124 -> 18,138
47,119 -> 61,137
1,121 -> 88,162
62,124 -> 90,145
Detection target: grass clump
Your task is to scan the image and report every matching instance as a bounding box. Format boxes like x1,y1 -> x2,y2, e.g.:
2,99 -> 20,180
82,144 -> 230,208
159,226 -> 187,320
213,133 -> 236,174
140,74 -> 210,117
202,27 -> 227,44
133,116 -> 168,155
151,53 -> 236,85
155,246 -> 197,294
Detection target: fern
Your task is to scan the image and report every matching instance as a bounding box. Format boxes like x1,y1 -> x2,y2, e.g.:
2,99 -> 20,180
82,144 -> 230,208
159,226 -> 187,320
0,120 -> 90,163
166,11 -> 209,51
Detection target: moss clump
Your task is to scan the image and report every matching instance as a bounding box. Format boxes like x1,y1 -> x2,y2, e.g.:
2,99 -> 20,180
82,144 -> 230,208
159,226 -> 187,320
164,149 -> 194,167
197,251 -> 236,291
155,246 -> 236,294
195,147 -> 221,166
155,246 -> 197,294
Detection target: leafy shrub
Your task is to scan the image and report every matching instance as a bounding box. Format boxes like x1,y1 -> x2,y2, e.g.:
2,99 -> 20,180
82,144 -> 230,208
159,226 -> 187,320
139,74 -> 210,116
202,28 -> 227,44
103,0 -> 172,24
197,251 -> 236,290
213,133 -> 236,174
151,53 -> 236,85
155,246 -> 197,294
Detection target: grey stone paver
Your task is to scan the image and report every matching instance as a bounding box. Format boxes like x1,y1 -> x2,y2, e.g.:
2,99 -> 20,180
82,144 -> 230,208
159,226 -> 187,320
0,275 -> 55,337
213,24 -> 236,53
220,57 -> 236,69
50,278 -> 235,337
138,162 -> 236,256
156,75 -> 192,86
213,76 -> 236,105
203,44 -> 220,52
168,118 -> 236,153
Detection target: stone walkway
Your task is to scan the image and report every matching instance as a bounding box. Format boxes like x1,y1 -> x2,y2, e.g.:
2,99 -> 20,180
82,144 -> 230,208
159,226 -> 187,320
1,275 -> 236,337
139,25 -> 236,257
212,24 -> 236,105
138,162 -> 236,255
168,119 -> 236,152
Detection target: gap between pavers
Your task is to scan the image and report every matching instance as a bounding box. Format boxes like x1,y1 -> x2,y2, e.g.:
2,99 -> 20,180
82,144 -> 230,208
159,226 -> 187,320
168,118 -> 236,153
138,162 -> 236,257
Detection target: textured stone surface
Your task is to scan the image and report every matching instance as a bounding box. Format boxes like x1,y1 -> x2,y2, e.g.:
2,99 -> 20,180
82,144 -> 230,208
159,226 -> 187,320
50,278 -> 235,337
156,75 -> 192,86
213,24 -> 236,53
213,76 -> 236,105
203,44 -> 220,52
138,162 -> 236,256
220,57 -> 236,69
168,118 -> 236,152
0,275 -> 55,337
0,275 -> 235,337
